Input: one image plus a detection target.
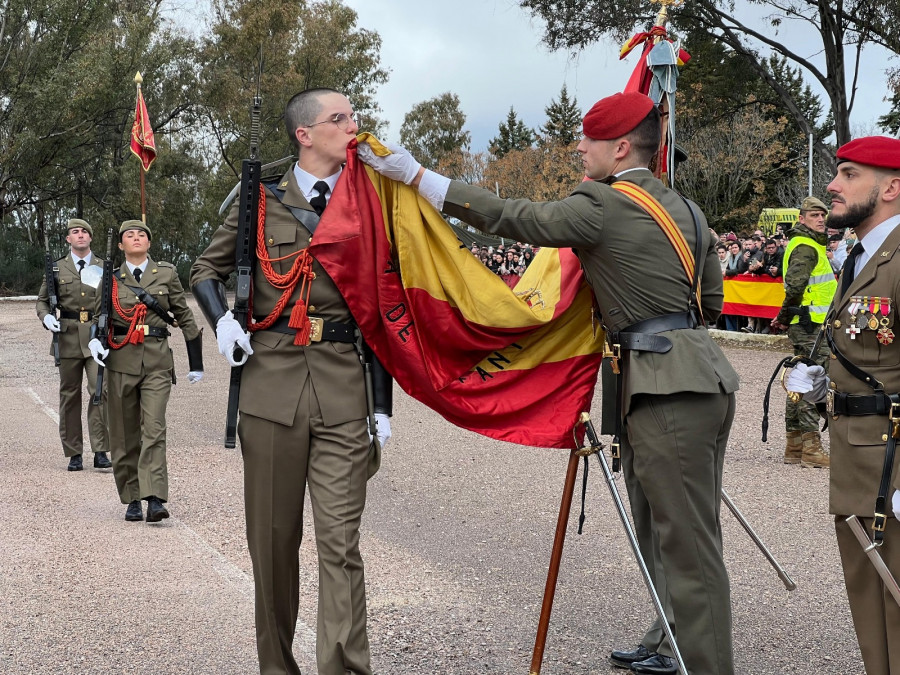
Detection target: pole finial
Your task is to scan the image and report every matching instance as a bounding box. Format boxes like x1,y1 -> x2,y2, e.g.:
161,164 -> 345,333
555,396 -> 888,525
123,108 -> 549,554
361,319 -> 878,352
134,72 -> 143,85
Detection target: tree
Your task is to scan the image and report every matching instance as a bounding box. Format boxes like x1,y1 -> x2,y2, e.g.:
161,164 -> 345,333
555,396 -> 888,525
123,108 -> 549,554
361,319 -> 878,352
399,93 -> 470,170
518,0 -> 900,167
489,107 -> 535,158
484,139 -> 582,202
540,84 -> 581,146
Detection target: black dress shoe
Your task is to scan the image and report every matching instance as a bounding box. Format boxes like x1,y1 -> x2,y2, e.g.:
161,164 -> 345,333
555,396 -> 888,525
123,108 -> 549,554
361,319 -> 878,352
631,653 -> 677,674
145,497 -> 169,523
67,454 -> 83,471
125,501 -> 143,522
609,645 -> 651,669
93,452 -> 112,469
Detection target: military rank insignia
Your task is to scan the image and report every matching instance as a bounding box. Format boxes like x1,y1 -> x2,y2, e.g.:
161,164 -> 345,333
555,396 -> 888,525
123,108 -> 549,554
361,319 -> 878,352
847,296 -> 893,344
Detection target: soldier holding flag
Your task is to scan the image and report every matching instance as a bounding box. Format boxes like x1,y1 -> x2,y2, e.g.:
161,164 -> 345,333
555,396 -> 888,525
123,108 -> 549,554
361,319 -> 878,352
358,91 -> 739,674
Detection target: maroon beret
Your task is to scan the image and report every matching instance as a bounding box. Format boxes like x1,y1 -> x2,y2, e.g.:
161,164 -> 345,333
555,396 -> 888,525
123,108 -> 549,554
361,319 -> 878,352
582,92 -> 655,140
836,136 -> 900,170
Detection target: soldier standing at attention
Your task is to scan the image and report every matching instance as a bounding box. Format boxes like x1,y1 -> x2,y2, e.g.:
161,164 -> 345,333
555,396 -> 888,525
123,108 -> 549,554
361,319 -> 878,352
359,91 -> 739,675
771,196 -> 836,467
36,218 -> 111,471
88,220 -> 203,523
190,88 -> 393,675
788,136 -> 900,675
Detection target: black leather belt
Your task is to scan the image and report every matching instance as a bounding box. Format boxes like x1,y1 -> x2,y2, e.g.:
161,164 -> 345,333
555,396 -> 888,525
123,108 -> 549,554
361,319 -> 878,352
60,309 -> 93,322
256,316 -> 357,344
113,325 -> 170,339
830,391 -> 898,417
610,311 -> 698,354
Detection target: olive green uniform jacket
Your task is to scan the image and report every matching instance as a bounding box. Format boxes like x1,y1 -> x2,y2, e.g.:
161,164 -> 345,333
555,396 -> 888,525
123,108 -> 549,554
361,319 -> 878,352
36,253 -> 109,457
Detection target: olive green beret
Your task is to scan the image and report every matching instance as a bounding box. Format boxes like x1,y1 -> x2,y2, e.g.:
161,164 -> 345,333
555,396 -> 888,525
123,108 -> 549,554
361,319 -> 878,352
799,196 -> 828,213
119,219 -> 152,240
67,218 -> 93,237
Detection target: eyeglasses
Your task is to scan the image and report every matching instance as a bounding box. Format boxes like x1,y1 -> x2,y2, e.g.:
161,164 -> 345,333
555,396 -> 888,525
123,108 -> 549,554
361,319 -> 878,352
303,112 -> 357,132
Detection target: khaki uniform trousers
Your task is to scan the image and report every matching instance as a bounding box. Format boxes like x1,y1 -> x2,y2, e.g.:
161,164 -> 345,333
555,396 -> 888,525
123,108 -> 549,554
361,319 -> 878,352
58,355 -> 108,457
106,365 -> 172,503
835,516 -> 900,675
239,376 -> 371,675
621,390 -> 736,675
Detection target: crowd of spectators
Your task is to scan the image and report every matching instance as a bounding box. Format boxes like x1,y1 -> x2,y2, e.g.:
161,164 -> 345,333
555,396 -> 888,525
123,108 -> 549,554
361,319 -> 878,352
469,242 -> 537,287
713,223 -> 858,333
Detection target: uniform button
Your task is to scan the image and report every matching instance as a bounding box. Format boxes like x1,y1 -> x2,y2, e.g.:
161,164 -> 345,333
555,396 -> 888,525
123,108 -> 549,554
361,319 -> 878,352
81,292 -> 85,296
830,381 -> 836,389
152,268 -> 157,273
834,320 -> 841,328
464,202 -> 470,208
883,434 -> 889,442
267,238 -> 274,245
159,291 -> 163,295
311,272 -> 316,279
308,305 -> 316,312
830,353 -> 836,360
309,237 -> 313,243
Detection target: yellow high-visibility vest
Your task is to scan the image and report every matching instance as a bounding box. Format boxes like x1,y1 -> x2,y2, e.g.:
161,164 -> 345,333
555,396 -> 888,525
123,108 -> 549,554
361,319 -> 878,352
783,235 -> 837,323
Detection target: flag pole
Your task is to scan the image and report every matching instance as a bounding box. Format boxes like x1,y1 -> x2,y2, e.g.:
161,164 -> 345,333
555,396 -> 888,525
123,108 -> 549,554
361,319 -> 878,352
134,72 -> 147,224
529,448 -> 580,675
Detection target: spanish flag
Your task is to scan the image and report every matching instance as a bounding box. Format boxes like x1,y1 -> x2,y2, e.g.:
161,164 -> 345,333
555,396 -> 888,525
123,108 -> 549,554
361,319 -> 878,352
309,136 -> 605,449
723,273 -> 786,319
130,87 -> 156,172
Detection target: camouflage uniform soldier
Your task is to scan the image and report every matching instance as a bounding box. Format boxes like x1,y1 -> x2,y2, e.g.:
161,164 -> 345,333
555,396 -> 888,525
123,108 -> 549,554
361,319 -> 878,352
771,196 -> 837,467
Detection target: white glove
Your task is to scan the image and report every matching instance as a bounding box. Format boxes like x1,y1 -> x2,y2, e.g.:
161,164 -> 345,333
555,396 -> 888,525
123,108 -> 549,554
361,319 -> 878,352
357,141 -> 422,185
785,362 -> 829,403
187,370 -> 204,384
216,311 -> 253,367
43,315 -> 61,332
892,490 -> 900,520
88,338 -> 108,366
374,412 -> 392,449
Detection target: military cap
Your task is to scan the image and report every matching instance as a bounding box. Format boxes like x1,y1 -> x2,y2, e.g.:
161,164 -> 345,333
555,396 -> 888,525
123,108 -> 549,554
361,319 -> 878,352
66,218 -> 93,237
836,136 -> 900,170
799,196 -> 828,214
119,219 -> 152,240
582,92 -> 655,141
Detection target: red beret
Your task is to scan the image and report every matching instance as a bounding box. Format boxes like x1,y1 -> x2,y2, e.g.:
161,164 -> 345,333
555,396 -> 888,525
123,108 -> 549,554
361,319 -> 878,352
582,92 -> 655,140
836,136 -> 900,170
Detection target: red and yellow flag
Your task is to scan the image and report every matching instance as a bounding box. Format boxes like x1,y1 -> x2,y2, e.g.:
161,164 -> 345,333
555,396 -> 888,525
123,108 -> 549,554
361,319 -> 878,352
130,88 -> 156,171
309,135 -> 605,449
722,273 -> 785,319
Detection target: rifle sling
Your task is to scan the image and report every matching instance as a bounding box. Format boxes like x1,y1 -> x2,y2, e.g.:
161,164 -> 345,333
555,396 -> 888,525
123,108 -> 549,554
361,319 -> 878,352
124,283 -> 176,326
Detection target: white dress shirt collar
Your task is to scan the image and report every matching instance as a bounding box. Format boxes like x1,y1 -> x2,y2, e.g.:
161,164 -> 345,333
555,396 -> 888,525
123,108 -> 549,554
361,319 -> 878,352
856,214 -> 900,276
71,252 -> 92,267
292,164 -> 341,205
125,260 -> 148,276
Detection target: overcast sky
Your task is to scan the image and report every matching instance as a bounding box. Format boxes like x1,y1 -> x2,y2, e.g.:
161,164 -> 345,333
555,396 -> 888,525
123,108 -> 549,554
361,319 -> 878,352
342,0 -> 895,152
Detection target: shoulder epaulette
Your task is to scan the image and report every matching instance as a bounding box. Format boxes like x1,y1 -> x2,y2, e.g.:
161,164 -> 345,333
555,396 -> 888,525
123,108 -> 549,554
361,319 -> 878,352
157,261 -> 175,269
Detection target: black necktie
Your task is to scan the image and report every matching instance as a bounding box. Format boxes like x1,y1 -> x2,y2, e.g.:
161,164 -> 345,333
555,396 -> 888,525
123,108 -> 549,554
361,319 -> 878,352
840,242 -> 864,296
133,267 -> 142,283
77,260 -> 85,274
310,181 -> 329,216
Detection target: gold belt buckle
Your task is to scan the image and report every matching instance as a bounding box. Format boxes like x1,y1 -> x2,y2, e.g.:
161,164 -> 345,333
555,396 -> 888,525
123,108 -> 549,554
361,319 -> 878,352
79,310 -> 88,323
140,324 -> 149,335
825,389 -> 835,418
890,401 -> 900,439
308,317 -> 324,343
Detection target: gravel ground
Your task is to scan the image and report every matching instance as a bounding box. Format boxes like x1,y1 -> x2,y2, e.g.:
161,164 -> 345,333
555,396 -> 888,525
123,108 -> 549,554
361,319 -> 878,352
0,297 -> 861,674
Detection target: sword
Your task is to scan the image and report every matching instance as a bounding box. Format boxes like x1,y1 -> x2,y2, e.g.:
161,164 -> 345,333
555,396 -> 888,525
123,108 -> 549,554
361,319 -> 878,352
845,515 -> 900,608
721,489 -> 796,591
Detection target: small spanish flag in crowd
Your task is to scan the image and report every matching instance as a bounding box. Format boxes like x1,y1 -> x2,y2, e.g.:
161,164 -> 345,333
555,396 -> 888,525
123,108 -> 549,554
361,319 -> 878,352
310,135 -> 606,449
130,86 -> 156,171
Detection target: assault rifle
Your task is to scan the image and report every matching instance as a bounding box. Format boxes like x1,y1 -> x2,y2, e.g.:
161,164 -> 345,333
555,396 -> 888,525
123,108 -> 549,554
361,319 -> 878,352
43,237 -> 60,367
224,67 -> 262,448
92,228 -> 114,406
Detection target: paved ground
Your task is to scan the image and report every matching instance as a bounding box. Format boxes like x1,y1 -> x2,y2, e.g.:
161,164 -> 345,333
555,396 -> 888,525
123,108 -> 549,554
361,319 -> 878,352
0,297 -> 862,674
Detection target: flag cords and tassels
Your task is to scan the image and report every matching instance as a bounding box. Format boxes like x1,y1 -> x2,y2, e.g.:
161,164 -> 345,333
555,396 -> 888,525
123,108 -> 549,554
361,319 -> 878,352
246,184 -> 317,345
108,276 -> 148,348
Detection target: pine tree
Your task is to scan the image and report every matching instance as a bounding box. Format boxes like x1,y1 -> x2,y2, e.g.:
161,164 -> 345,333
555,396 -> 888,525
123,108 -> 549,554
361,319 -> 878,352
540,85 -> 581,145
489,107 -> 535,158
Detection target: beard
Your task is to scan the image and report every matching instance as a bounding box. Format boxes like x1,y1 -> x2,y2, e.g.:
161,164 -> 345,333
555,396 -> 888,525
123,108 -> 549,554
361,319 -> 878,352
827,186 -> 879,230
